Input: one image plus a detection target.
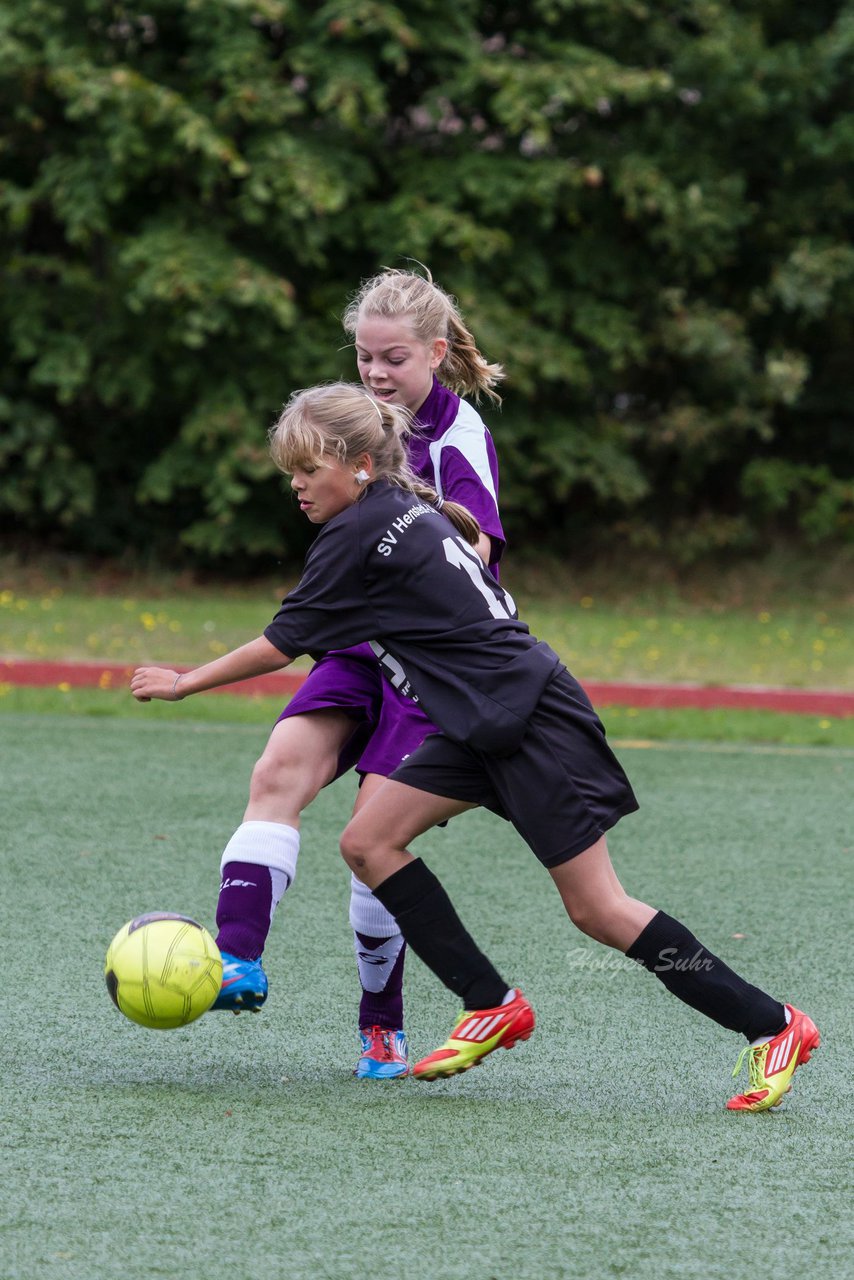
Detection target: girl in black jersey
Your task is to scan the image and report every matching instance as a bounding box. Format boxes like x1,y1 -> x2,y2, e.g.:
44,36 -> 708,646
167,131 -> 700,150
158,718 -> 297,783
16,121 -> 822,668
132,384 -> 819,1113
209,268 -> 506,1083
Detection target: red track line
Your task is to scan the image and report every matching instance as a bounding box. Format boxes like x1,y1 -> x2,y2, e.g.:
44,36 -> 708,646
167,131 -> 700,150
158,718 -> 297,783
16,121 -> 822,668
0,658 -> 305,698
1,658 -> 852,717
574,679 -> 853,717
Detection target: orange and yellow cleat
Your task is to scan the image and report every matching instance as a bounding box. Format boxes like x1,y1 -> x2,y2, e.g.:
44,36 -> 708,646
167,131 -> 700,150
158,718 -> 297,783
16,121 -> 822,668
727,1005 -> 820,1112
412,989 -> 535,1081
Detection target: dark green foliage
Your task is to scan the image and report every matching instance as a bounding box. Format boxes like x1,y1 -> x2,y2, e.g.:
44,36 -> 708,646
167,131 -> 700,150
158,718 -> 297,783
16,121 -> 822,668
1,0 -> 852,566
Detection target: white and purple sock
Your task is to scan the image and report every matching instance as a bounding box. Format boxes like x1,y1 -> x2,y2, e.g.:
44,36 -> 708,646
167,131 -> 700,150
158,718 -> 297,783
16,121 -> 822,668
215,821 -> 299,960
349,872 -> 406,1030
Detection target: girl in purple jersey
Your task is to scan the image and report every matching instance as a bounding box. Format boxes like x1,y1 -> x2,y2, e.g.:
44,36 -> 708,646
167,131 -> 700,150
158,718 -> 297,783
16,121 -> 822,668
132,384 -> 818,1114
204,269 -> 507,1080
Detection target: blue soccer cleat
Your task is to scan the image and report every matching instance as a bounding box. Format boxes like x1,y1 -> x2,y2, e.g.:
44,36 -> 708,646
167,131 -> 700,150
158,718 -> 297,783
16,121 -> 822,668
354,1026 -> 409,1080
211,952 -> 268,1014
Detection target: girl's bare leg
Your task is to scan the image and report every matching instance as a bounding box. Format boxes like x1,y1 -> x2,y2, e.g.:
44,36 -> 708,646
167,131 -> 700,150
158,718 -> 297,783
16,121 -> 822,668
213,710 -> 360,999
547,836 -> 656,951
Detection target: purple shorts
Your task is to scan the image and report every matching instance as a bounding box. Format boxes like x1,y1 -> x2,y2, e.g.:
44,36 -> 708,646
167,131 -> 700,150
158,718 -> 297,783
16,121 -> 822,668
275,644 -> 438,781
276,645 -> 383,781
356,682 -> 439,777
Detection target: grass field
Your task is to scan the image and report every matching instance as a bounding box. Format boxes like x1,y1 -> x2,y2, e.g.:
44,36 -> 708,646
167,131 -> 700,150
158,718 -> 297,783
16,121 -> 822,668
2,711 -> 850,1280
2,549 -> 852,689
2,549 -> 853,748
1,681 -> 852,748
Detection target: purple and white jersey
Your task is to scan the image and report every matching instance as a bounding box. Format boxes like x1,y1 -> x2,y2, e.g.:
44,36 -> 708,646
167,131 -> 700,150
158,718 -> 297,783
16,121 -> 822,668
408,377 -> 504,574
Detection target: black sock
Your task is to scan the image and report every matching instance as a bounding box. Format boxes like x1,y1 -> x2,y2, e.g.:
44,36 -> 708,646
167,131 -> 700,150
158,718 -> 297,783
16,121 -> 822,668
626,911 -> 787,1041
372,859 -> 508,1010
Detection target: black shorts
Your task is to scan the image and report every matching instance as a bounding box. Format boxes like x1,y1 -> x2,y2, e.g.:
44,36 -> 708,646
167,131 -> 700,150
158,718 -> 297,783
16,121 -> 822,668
390,669 -> 639,868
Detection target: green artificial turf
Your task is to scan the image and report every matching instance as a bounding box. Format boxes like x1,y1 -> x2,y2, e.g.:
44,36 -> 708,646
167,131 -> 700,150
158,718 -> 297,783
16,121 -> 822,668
2,714 -> 850,1280
1,683 -> 853,749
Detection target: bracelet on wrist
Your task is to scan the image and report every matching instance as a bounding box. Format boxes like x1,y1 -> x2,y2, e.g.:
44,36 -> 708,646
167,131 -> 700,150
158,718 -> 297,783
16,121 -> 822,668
171,673 -> 184,699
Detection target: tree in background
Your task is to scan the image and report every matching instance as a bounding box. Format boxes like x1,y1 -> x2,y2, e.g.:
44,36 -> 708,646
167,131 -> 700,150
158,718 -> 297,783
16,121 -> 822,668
1,0 -> 852,566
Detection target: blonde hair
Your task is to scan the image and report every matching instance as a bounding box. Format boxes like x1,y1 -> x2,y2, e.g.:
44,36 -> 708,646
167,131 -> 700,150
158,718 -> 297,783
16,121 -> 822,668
269,383 -> 480,545
342,267 -> 505,404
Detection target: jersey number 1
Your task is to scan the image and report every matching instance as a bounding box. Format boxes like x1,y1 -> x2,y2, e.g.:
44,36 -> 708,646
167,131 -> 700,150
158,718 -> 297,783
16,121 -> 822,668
442,537 -> 516,619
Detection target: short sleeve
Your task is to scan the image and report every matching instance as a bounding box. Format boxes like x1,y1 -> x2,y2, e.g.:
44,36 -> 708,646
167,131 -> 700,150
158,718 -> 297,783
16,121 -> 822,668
264,514 -> 375,658
439,448 -> 503,544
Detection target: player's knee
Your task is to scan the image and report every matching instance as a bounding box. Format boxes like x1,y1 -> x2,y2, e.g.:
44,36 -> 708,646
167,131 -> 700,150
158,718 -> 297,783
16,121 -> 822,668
248,751 -> 287,804
248,743 -> 321,808
340,812 -> 391,877
565,899 -> 613,944
339,820 -> 369,873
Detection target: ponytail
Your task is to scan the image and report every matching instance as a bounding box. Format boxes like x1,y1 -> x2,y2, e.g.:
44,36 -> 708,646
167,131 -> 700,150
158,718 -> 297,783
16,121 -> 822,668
441,309 -> 505,405
403,480 -> 481,547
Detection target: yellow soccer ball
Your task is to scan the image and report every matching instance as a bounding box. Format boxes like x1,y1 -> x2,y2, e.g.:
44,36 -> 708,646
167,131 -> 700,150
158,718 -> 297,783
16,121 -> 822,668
105,912 -> 223,1030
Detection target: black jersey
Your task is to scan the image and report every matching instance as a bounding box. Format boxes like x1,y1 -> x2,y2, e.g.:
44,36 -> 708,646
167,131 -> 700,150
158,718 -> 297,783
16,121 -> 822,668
265,481 -> 561,754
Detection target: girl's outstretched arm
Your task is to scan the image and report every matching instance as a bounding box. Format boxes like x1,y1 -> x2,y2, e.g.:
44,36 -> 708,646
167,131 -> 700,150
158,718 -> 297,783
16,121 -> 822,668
131,636 -> 292,702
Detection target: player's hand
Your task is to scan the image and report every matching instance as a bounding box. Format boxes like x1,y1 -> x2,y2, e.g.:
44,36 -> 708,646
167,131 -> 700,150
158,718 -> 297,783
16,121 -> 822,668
131,667 -> 185,703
